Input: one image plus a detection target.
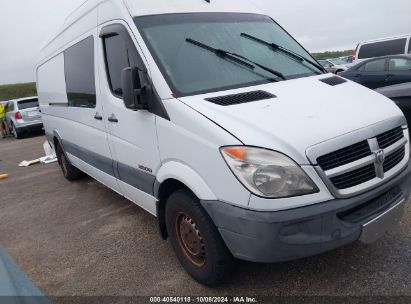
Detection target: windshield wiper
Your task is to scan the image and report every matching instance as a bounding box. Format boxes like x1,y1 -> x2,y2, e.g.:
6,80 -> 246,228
186,38 -> 285,81
240,33 -> 326,73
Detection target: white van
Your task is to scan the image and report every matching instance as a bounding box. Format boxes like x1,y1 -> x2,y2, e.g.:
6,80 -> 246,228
354,34 -> 411,63
37,0 -> 411,285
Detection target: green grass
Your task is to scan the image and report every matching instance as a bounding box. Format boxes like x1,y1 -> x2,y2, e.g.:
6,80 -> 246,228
311,50 -> 355,60
0,82 -> 37,101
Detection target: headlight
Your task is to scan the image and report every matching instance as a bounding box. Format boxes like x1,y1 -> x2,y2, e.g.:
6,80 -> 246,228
220,146 -> 318,198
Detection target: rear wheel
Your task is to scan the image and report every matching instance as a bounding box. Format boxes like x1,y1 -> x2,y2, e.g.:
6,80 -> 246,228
165,189 -> 233,286
11,123 -> 21,139
56,143 -> 84,181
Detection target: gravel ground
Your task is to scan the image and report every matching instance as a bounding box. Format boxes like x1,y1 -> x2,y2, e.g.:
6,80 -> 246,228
0,135 -> 410,298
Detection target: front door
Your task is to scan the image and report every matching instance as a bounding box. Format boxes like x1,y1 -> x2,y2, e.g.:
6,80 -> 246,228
356,58 -> 387,89
98,21 -> 160,215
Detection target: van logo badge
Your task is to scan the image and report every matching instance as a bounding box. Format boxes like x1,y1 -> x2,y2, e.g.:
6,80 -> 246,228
375,150 -> 385,165
374,149 -> 385,178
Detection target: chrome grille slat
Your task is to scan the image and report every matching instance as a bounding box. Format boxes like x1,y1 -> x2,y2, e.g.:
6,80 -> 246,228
330,164 -> 376,190
326,155 -> 375,178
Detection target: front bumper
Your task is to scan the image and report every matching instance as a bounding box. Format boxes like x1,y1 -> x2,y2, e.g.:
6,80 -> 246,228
202,163 -> 411,263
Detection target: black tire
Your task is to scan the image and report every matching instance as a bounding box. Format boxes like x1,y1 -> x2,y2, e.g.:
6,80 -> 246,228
11,123 -> 22,139
56,142 -> 84,181
165,189 -> 233,286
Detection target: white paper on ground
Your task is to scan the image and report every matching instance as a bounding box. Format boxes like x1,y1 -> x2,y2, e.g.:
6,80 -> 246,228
39,155 -> 58,164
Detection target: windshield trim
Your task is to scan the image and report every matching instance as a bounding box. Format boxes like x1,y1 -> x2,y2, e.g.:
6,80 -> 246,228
134,13 -> 321,98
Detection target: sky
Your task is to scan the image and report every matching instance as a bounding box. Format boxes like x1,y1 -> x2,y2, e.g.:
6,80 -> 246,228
0,0 -> 410,85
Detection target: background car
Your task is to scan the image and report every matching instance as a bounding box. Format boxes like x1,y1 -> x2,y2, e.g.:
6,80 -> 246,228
354,34 -> 411,64
376,82 -> 411,125
318,58 -> 351,74
5,96 -> 42,139
340,55 -> 411,89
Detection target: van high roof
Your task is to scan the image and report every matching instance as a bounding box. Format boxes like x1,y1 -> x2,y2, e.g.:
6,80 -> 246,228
41,0 -> 262,61
64,0 -> 261,28
361,34 -> 410,44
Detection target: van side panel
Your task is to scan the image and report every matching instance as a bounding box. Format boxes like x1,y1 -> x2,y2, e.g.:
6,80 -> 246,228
38,25 -> 122,194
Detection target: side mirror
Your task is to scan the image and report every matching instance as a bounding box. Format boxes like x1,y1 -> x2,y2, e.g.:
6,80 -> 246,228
121,67 -> 148,111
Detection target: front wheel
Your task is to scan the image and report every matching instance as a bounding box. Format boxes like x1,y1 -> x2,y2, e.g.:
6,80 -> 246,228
165,189 -> 233,286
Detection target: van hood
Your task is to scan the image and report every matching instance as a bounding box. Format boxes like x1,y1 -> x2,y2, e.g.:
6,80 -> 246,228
178,75 -> 405,164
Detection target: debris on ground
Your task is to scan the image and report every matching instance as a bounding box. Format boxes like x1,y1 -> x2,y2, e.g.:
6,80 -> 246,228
18,141 -> 57,167
18,159 -> 41,167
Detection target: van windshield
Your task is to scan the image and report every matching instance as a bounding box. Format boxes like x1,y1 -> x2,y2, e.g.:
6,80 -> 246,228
134,13 -> 323,97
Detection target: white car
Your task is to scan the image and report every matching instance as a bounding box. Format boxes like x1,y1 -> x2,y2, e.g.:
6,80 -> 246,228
36,0 -> 411,286
319,58 -> 352,74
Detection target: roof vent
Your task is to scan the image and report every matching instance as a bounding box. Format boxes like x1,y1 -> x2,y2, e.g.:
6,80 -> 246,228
320,76 -> 347,86
205,90 -> 276,106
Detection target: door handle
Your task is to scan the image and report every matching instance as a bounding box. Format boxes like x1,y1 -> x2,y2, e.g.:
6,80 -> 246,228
94,113 -> 103,120
386,74 -> 395,78
355,74 -> 362,78
108,114 -> 118,123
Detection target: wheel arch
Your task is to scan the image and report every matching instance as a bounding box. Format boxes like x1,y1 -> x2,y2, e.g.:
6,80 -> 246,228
155,161 -> 218,239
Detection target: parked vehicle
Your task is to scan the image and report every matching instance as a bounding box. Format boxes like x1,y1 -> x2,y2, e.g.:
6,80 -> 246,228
340,55 -> 411,89
318,58 -> 350,74
5,97 -> 42,139
37,0 -> 411,286
354,34 -> 411,64
339,55 -> 354,64
376,82 -> 411,125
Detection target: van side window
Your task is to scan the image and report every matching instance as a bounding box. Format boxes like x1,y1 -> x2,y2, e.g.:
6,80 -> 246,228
358,39 -> 407,59
102,35 -> 131,97
408,40 -> 411,53
102,26 -> 143,98
64,36 -> 96,108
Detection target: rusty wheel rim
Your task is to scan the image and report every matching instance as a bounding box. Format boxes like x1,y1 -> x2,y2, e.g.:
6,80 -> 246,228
175,211 -> 206,268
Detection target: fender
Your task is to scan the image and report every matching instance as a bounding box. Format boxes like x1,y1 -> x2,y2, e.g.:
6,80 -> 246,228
52,129 -> 64,149
155,161 -> 217,201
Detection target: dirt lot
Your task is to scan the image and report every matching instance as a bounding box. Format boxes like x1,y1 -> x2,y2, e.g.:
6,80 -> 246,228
0,135 -> 411,297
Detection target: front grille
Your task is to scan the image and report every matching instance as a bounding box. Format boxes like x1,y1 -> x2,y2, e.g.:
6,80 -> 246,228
314,124 -> 407,196
384,146 -> 405,173
377,127 -> 404,149
330,164 -> 376,190
317,141 -> 371,171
